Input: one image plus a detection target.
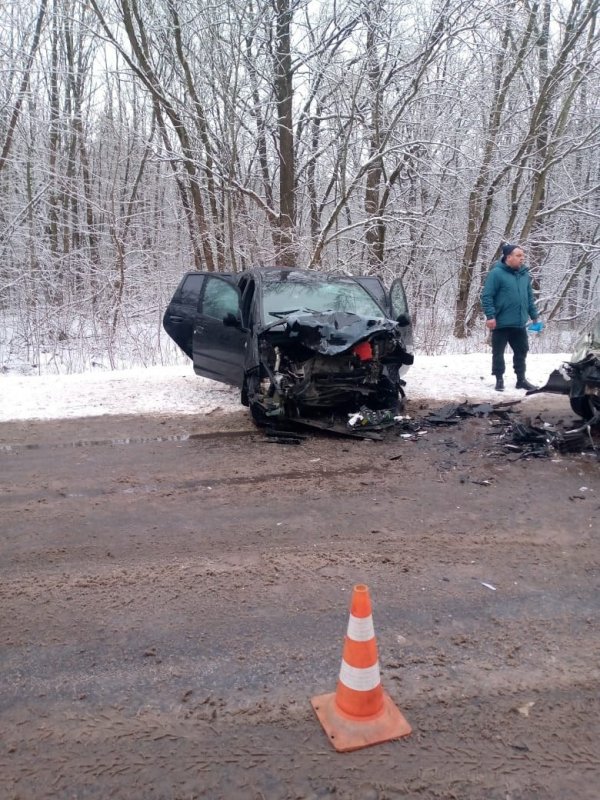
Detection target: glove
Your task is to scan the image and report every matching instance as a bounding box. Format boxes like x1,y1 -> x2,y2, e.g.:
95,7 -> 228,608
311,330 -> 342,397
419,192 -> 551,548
527,321 -> 544,333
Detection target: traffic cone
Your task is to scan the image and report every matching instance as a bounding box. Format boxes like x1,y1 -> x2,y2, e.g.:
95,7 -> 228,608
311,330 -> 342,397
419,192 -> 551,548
311,583 -> 411,752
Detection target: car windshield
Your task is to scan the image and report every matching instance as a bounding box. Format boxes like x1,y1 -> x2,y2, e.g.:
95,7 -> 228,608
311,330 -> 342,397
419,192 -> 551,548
261,276 -> 385,323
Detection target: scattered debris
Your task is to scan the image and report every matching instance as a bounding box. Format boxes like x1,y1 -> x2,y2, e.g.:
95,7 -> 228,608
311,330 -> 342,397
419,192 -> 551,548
256,395 -> 599,458
263,427 -> 307,445
426,404 -> 462,425
480,582 -> 497,591
426,401 -> 511,425
498,415 -> 599,460
347,406 -> 399,430
295,414 -> 383,440
513,701 -> 536,717
263,436 -> 303,445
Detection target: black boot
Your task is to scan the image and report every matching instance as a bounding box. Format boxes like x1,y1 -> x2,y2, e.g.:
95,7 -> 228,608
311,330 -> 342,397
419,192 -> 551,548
494,376 -> 504,392
516,377 -> 537,391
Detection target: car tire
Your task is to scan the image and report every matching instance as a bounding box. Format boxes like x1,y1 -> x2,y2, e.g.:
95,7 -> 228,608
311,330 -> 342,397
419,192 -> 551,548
569,393 -> 593,420
249,401 -> 268,427
244,371 -> 268,426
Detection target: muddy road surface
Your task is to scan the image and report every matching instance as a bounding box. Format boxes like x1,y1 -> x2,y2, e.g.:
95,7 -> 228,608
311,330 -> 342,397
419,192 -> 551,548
1,397 -> 599,800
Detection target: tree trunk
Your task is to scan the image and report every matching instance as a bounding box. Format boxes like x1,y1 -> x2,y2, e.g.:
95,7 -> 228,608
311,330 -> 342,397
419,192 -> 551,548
274,0 -> 296,266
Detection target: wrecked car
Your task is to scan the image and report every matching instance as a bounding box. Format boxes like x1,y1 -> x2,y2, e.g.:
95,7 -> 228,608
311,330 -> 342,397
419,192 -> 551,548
163,268 -> 414,426
532,313 -> 600,421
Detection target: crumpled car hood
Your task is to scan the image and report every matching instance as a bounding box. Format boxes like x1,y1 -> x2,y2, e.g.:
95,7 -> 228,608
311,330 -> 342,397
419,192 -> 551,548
261,309 -> 403,356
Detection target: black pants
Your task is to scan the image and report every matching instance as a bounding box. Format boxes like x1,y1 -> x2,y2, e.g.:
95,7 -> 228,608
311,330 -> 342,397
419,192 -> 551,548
491,327 -> 528,378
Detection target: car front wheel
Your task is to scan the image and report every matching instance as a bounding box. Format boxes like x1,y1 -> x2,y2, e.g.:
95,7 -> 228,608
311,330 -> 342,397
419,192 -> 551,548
570,392 -> 598,420
240,377 -> 249,407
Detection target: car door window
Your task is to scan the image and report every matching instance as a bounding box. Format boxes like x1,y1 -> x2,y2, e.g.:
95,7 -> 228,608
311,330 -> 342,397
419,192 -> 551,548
354,277 -> 389,314
200,277 -> 239,319
390,280 -> 408,316
179,273 -> 205,306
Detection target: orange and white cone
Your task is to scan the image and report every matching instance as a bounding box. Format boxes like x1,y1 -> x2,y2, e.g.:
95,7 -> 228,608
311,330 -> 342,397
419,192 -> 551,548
311,583 -> 411,752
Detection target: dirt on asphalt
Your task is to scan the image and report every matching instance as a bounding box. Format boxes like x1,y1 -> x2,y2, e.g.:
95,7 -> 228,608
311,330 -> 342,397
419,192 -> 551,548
1,394 -> 599,800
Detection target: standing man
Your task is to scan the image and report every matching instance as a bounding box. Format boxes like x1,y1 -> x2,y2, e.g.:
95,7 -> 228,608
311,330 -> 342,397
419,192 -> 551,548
481,243 -> 541,392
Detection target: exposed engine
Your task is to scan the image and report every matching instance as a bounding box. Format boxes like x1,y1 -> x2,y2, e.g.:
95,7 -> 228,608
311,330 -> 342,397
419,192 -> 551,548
250,317 -> 413,421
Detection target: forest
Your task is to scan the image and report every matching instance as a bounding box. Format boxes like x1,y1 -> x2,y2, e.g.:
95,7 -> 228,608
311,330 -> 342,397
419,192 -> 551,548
1,0 -> 598,372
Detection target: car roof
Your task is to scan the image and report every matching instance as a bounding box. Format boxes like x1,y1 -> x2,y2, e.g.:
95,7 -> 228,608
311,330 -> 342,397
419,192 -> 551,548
251,267 -> 346,279
253,267 -> 386,292
246,268 -> 391,319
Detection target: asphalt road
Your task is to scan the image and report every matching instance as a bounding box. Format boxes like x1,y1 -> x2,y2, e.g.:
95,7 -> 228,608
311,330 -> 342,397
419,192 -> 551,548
1,401 -> 599,799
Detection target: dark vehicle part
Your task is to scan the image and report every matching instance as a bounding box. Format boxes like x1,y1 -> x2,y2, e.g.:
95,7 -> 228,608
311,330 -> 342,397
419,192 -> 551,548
163,268 -> 414,428
529,314 -> 600,421
531,368 -> 572,396
565,354 -> 600,420
499,412 -> 599,460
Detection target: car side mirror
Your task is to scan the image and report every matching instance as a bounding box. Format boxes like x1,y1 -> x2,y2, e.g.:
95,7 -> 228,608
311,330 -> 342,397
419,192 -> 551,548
223,311 -> 242,328
396,312 -> 411,327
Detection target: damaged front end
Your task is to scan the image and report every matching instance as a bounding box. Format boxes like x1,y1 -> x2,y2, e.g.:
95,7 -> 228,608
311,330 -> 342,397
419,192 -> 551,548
563,353 -> 600,421
532,314 -> 600,422
246,310 -> 414,425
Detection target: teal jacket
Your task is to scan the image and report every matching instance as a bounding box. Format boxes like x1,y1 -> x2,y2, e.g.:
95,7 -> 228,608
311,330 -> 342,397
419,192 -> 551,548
481,261 -> 539,329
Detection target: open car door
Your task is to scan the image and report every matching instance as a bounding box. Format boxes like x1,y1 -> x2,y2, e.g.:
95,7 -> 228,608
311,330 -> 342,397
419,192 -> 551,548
389,277 -> 413,351
192,274 -> 247,387
163,272 -> 208,359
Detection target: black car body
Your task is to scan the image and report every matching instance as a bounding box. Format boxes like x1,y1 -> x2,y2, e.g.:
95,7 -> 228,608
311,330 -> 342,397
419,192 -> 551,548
163,268 -> 414,425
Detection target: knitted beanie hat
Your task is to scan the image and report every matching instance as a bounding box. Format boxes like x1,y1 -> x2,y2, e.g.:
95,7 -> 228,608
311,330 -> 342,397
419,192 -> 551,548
501,243 -> 519,261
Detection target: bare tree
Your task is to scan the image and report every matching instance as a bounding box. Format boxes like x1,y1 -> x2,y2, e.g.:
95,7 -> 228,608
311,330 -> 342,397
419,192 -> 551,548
0,0 -> 49,175
1,0 -> 599,372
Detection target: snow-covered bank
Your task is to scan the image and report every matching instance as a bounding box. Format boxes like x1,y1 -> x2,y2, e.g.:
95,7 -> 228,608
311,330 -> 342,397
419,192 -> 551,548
0,353 -> 569,423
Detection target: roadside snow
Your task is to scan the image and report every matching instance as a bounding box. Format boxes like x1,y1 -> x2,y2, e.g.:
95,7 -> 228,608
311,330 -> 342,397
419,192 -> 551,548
0,353 -> 569,423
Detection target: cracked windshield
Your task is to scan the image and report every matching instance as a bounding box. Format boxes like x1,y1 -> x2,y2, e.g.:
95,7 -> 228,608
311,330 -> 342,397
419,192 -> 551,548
261,277 -> 384,322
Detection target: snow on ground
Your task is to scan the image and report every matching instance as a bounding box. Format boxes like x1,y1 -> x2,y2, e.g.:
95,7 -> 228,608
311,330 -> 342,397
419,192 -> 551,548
0,353 -> 569,423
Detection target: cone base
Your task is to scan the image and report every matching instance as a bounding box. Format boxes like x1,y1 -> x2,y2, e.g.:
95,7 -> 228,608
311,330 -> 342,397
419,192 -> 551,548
311,690 -> 412,752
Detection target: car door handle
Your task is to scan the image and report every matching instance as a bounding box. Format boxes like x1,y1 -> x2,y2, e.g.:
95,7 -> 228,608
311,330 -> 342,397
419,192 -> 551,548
170,315 -> 183,323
